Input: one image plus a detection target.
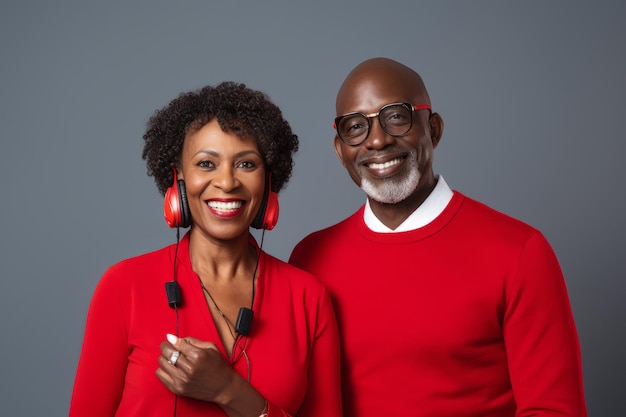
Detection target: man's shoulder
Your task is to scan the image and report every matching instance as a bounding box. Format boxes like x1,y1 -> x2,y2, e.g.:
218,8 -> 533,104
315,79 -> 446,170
298,206 -> 362,241
289,206 -> 364,263
454,191 -> 542,238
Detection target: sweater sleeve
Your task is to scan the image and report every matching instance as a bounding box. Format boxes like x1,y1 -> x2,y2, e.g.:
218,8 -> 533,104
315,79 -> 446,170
503,231 -> 587,417
296,286 -> 343,417
69,265 -> 130,417
265,284 -> 342,417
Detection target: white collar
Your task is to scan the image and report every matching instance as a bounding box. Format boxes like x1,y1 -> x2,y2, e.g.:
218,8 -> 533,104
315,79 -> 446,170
363,175 -> 454,233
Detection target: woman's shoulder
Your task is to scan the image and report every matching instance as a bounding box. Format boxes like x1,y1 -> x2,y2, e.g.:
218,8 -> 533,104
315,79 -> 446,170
102,243 -> 175,283
118,244 -> 172,266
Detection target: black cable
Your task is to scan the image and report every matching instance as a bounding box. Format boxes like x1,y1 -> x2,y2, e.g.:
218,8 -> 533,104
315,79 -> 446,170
173,226 -> 181,336
251,229 -> 265,310
172,226 -> 181,417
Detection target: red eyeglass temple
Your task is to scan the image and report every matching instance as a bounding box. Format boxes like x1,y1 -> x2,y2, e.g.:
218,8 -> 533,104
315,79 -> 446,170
413,104 -> 432,112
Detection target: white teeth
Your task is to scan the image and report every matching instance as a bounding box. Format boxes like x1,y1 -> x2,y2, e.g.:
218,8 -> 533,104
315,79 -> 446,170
208,201 -> 243,211
369,158 -> 401,170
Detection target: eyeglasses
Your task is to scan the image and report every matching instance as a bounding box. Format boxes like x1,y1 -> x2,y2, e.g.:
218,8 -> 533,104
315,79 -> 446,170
334,102 -> 432,146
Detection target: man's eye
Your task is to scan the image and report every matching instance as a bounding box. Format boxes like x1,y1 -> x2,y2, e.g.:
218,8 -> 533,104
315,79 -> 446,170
341,117 -> 367,135
348,122 -> 365,131
386,112 -> 408,122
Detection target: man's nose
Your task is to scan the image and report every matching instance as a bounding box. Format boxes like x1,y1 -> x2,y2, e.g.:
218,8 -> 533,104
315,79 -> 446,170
363,117 -> 395,150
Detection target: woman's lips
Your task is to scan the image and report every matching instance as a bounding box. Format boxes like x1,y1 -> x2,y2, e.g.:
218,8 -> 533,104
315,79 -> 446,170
206,199 -> 245,218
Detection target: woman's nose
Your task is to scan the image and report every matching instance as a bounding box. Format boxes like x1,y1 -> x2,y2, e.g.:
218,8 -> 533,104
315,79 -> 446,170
213,167 -> 239,192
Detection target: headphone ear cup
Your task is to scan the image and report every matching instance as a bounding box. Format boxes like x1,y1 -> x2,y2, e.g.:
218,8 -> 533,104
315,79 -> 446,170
164,183 -> 181,228
177,179 -> 191,228
251,175 -> 279,230
251,192 -> 267,230
164,169 -> 191,228
262,190 -> 279,230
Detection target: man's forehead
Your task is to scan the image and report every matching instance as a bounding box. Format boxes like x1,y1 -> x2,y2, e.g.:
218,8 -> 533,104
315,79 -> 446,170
336,77 -> 420,115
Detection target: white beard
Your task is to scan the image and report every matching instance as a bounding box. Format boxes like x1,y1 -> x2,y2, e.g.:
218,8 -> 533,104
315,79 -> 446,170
360,153 -> 421,204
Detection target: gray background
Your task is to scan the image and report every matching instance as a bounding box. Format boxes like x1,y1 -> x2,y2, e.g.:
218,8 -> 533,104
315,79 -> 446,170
1,1 -> 624,416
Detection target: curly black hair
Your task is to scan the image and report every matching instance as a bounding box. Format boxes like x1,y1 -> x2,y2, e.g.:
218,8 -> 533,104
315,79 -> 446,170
142,82 -> 299,196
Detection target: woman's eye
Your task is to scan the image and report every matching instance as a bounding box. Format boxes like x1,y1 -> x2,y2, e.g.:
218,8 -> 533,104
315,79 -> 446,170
237,160 -> 256,169
198,160 -> 215,168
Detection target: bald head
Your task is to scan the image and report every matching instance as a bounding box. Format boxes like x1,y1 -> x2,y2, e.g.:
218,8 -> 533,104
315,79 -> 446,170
336,58 -> 430,115
336,57 -> 431,116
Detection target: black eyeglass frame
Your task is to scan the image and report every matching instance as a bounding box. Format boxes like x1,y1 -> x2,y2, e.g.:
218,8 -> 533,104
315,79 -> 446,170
334,102 -> 432,146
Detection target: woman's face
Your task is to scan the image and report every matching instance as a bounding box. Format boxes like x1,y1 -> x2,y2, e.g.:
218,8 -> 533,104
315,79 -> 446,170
179,118 -> 265,241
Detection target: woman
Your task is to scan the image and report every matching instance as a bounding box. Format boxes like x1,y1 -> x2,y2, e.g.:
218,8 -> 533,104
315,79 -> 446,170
69,82 -> 342,417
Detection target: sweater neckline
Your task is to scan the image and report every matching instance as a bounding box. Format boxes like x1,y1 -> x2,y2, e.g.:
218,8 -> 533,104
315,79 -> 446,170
356,191 -> 465,244
170,232 -> 266,358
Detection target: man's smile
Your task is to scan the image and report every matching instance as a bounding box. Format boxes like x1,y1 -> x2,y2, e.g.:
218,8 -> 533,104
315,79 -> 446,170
365,157 -> 403,170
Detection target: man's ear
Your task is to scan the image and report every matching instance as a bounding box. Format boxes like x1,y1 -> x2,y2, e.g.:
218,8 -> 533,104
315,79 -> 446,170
334,135 -> 347,167
428,112 -> 444,148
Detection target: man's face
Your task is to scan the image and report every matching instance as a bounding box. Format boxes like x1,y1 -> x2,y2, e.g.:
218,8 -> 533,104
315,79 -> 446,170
334,73 -> 441,205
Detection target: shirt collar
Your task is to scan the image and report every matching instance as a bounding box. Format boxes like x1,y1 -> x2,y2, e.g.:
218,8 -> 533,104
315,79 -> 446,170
363,175 -> 453,233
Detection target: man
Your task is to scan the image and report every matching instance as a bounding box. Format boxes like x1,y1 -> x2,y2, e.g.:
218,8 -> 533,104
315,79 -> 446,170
289,57 -> 587,417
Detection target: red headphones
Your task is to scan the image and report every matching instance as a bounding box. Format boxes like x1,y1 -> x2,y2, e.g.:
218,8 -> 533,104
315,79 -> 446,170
163,169 -> 279,230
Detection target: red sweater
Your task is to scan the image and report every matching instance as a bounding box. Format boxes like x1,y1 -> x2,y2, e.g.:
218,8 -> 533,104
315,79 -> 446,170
70,233 -> 342,417
289,192 -> 587,417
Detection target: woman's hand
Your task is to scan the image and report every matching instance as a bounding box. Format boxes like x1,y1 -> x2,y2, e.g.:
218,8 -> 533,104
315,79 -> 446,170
156,334 -> 266,417
156,333 -> 236,403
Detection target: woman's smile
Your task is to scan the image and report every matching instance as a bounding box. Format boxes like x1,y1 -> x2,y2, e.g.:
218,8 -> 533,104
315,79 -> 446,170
207,198 -> 246,218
